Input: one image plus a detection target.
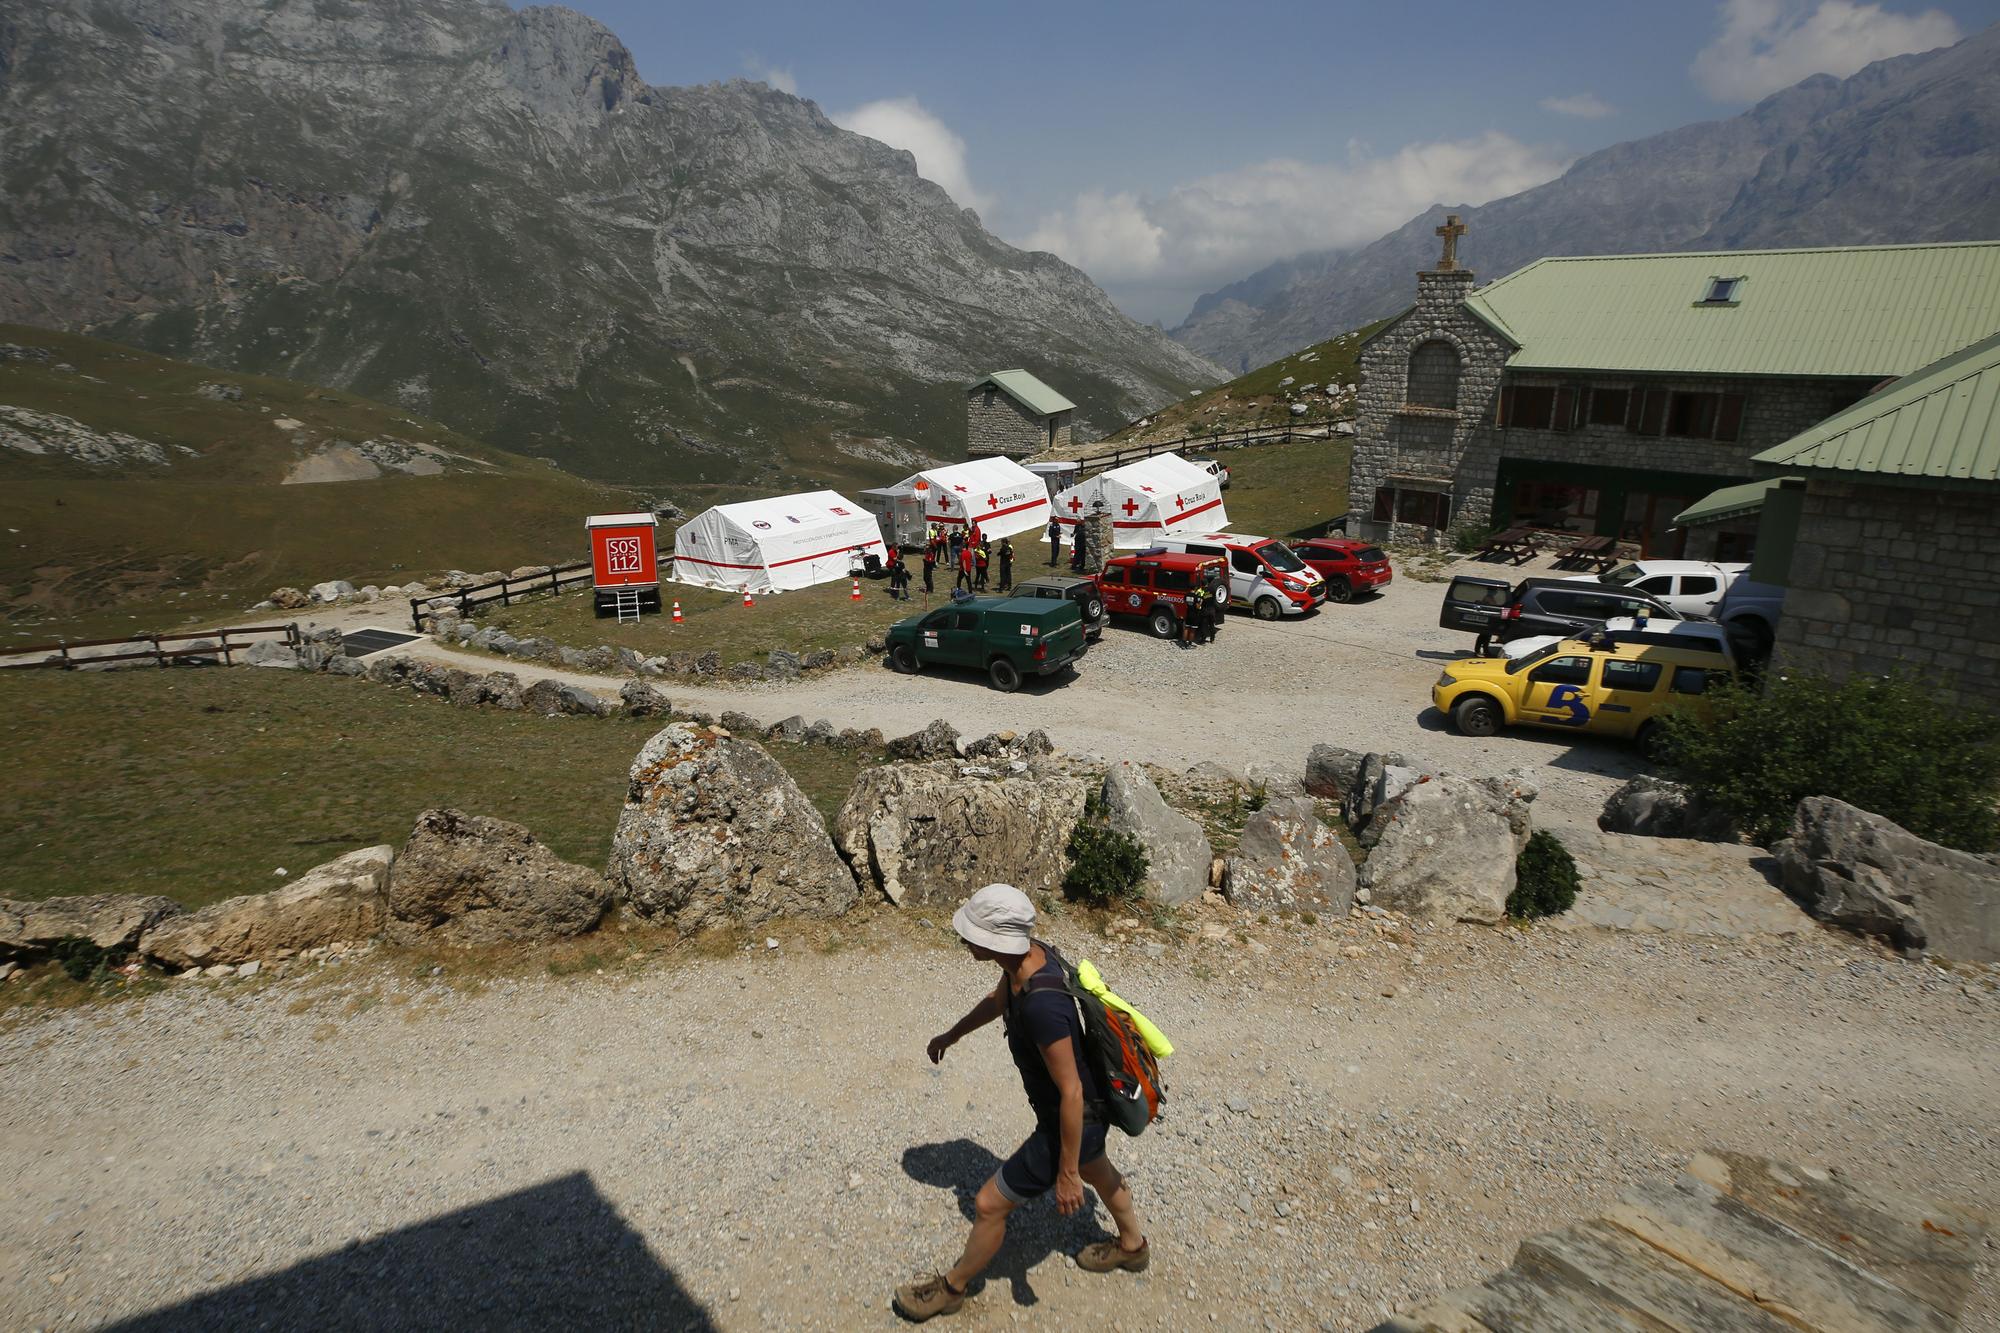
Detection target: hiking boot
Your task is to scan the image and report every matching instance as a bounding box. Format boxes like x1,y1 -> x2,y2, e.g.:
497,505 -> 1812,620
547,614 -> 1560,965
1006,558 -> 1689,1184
892,1273 -> 965,1322
1076,1238 -> 1150,1273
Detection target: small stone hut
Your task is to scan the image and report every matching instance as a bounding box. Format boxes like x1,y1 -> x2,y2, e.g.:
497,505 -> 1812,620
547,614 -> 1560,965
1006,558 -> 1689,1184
966,369 -> 1075,457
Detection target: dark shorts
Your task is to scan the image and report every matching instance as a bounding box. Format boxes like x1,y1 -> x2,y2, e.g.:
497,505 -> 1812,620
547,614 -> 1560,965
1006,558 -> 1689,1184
995,1122 -> 1109,1204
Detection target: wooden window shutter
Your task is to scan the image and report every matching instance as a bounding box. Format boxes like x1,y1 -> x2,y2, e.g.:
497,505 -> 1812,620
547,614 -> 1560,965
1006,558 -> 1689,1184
1497,385 -> 1514,427
1637,389 -> 1667,437
1552,387 -> 1576,433
1715,393 -> 1746,442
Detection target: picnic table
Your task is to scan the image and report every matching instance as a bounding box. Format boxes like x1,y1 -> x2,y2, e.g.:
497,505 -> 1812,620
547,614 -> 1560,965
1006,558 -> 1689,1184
1473,526 -> 1541,566
1550,533 -> 1620,573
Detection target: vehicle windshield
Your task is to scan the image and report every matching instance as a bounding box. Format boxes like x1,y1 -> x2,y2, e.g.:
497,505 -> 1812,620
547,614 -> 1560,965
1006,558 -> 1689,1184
1256,541 -> 1307,573
1505,643 -> 1561,673
1599,562 -> 1645,587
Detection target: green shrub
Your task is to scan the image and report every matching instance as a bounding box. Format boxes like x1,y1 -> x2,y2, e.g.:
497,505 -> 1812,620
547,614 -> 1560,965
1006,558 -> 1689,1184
1063,795 -> 1150,907
1450,519 -> 1497,554
1244,781 -> 1268,813
1656,672 -> 2000,851
50,936 -> 119,983
1508,830 -> 1579,919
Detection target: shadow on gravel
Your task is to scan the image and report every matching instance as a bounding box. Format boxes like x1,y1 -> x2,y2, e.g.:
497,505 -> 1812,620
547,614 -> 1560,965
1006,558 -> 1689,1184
902,1139 -> 1114,1309
103,1171 -> 715,1331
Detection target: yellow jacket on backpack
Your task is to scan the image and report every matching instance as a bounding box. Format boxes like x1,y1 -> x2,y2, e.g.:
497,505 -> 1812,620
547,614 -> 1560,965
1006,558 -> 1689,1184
1075,958 -> 1172,1059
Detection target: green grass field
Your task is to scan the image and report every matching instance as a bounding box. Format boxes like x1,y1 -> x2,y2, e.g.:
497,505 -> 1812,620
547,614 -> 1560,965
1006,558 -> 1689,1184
0,670 -> 882,909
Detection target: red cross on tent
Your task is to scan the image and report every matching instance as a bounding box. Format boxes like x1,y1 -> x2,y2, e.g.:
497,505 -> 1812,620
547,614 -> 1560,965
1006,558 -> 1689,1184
1121,498 -> 1141,517
952,485 -> 969,493
937,494 -> 953,512
1175,495 -> 1186,510
986,493 -> 999,508
1140,486 -> 1155,494
1067,496 -> 1084,513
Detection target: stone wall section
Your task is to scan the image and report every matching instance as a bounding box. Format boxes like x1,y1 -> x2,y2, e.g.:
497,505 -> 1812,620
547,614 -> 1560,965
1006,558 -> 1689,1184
967,388 -> 1067,457
1773,480 -> 2000,701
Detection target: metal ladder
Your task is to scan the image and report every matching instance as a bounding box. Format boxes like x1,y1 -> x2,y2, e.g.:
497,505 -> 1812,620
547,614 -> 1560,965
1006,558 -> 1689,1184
614,587 -> 642,624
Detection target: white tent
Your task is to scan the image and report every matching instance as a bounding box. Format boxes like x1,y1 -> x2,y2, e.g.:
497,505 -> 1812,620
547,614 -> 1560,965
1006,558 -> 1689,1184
1052,453 -> 1226,548
670,490 -> 886,593
888,457 -> 1053,540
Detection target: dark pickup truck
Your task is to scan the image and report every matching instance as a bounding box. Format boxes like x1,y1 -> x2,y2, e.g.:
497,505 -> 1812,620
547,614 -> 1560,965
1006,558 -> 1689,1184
884,595 -> 1087,691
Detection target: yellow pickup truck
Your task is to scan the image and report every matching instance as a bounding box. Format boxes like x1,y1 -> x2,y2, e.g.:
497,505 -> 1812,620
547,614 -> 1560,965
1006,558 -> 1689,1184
1431,631 -> 1733,748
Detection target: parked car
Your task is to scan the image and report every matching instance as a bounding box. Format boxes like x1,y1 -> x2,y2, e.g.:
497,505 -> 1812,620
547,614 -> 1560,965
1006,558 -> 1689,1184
1432,633 -> 1735,748
1009,573 -> 1107,641
1190,457 -> 1232,489
1561,559 -> 1747,619
1713,577 -> 1784,663
1439,574 -> 1681,652
1155,532 -> 1325,619
1097,550 -> 1229,638
1290,536 -> 1393,602
884,595 -> 1087,691
1500,617 -> 1735,664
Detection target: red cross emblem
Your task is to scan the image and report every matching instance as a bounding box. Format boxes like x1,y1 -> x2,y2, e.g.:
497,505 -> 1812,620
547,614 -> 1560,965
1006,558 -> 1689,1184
1175,495 -> 1186,510
1067,496 -> 1084,513
1121,498 -> 1141,517
952,485 -> 969,493
1140,486 -> 1155,494
987,494 -> 998,508
937,494 -> 952,512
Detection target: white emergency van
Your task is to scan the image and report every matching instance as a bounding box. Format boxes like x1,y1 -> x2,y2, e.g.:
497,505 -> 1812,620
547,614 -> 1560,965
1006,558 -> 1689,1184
1153,531 -> 1326,619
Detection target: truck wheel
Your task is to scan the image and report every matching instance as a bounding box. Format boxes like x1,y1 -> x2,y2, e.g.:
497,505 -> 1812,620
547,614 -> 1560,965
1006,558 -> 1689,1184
1325,576 -> 1353,604
891,643 -> 920,674
1636,720 -> 1665,761
1253,597 -> 1282,621
988,657 -> 1021,692
1148,607 -> 1178,638
1451,695 -> 1502,737
1085,596 -> 1104,621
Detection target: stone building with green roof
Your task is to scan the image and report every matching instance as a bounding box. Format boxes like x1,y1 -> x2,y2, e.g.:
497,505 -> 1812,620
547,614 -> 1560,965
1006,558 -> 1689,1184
1348,231 -> 2000,558
965,369 -> 1076,458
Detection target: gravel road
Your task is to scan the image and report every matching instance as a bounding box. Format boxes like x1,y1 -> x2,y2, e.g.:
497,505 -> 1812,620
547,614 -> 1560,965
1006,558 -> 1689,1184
4,909 -> 1994,1330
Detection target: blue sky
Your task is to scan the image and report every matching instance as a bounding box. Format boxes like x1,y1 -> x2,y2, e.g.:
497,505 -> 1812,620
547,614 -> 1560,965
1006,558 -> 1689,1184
568,0 -> 1999,325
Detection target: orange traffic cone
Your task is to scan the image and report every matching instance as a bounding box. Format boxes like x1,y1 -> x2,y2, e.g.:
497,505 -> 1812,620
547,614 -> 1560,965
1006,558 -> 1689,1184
671,600 -> 683,624
850,578 -> 862,601
742,589 -> 755,608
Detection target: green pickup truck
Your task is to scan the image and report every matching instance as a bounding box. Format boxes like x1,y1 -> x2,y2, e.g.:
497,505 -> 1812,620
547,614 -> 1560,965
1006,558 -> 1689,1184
884,595 -> 1087,691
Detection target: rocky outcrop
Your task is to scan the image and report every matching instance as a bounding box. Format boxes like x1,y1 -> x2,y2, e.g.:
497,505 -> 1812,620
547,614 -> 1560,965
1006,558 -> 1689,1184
1302,744 -> 1367,801
1100,761 -> 1210,906
886,719 -> 961,761
1358,773 -> 1533,924
1223,797 -> 1356,916
0,893 -> 183,960
1598,776 -> 1739,842
618,679 -> 670,717
387,809 -> 610,946
522,679 -> 614,717
1773,797 -> 2000,961
610,725 -> 857,931
834,763 -> 1090,907
453,671 -> 525,711
241,640 -> 301,670
140,846 -> 392,967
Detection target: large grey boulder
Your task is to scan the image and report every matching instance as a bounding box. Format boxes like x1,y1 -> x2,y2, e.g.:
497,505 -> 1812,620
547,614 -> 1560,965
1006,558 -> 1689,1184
618,679 -> 670,717
611,724 -> 857,931
310,579 -> 357,603
388,809 -> 610,946
834,763 -> 1090,907
1100,761 -> 1211,906
1774,797 -> 2000,960
454,671 -> 525,711
1599,776 -> 1738,842
1223,796 -> 1356,916
1358,773 -> 1533,924
1342,752 -> 1424,828
141,846 -> 392,967
1302,744 -> 1368,801
241,640 -> 300,670
0,893 -> 184,961
887,718 -> 961,760
522,678 -> 613,717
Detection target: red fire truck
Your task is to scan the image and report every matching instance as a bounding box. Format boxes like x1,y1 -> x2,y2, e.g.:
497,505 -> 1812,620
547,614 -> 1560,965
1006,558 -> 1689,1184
1096,550 -> 1228,638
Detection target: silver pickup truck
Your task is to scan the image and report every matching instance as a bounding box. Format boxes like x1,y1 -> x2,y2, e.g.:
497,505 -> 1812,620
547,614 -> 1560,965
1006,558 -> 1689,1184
1713,578 -> 1785,661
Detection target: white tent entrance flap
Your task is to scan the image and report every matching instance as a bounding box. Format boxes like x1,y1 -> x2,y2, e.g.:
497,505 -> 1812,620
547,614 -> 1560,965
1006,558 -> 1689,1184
1051,453 -> 1226,548
890,457 -> 1053,540
670,490 -> 886,593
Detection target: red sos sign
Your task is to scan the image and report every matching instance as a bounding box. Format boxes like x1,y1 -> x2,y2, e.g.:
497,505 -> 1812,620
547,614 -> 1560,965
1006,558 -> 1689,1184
590,524 -> 657,587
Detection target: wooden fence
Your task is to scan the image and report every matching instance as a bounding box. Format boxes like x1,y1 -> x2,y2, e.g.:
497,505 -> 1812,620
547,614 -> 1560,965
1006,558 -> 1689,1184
407,561 -> 593,630
1069,425 -> 1332,474
0,623 -> 301,671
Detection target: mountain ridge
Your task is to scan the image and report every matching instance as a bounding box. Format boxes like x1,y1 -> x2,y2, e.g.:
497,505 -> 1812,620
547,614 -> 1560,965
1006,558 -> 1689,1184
1171,26 -> 2000,372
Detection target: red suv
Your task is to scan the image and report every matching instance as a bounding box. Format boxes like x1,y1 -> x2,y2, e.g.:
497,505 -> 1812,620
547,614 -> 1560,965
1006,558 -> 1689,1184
1291,537 -> 1392,603
1097,551 -> 1228,638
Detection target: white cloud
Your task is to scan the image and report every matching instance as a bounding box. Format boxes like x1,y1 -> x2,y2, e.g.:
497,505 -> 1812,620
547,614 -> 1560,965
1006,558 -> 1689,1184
831,96 -> 992,214
1691,0 -> 1962,102
1020,132 -> 1570,294
742,59 -> 797,95
1539,92 -> 1617,119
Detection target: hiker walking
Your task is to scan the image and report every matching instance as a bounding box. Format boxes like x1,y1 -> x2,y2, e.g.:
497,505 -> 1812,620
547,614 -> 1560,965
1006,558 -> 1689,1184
922,545 -> 937,596
955,539 -> 975,593
888,547 -> 911,600
894,884 -> 1152,1322
997,538 -> 1014,592
1046,517 -> 1062,567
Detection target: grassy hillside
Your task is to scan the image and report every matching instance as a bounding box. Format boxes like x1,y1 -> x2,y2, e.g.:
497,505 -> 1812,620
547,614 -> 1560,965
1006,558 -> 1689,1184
0,324 -> 641,641
1092,318 -> 1391,449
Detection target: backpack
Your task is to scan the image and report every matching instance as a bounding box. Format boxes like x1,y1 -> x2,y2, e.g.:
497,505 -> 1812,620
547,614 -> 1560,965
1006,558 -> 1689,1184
1025,946 -> 1168,1136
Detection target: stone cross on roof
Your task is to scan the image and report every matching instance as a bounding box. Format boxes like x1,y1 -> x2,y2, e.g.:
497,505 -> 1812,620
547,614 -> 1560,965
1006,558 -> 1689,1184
1434,214 -> 1467,271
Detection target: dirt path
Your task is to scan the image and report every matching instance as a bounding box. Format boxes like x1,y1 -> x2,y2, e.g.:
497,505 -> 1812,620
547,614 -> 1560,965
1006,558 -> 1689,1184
3,913 -> 1994,1330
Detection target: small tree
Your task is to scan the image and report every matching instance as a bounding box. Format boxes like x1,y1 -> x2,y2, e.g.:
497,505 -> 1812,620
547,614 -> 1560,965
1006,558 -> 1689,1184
1508,830 -> 1579,919
1063,794 -> 1150,907
1655,671 -> 2000,851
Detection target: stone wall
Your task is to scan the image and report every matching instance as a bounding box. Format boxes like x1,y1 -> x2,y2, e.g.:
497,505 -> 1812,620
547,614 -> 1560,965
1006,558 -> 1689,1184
1773,480 -> 2000,702
967,388 -> 1066,457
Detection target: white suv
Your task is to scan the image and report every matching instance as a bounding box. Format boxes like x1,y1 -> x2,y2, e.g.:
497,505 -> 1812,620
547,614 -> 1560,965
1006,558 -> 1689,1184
1565,560 -> 1746,619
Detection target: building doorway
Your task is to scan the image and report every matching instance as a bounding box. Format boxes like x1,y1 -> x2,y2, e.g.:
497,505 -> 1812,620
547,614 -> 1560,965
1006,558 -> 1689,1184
1620,491 -> 1695,558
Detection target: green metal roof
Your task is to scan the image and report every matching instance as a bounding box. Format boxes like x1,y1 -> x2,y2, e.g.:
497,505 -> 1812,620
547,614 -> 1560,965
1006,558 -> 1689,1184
1674,476 -> 1798,527
1462,242 -> 2000,378
968,369 -> 1076,417
1752,330 -> 2000,483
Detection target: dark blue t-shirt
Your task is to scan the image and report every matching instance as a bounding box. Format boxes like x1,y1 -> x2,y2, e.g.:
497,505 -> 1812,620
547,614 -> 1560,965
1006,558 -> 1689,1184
1004,946 -> 1108,1124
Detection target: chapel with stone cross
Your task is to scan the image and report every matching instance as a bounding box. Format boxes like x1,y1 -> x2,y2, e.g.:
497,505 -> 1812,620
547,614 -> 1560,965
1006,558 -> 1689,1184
1434,214 -> 1466,271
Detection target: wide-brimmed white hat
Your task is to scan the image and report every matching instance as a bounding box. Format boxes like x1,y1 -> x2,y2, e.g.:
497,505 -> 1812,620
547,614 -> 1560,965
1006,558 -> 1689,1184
951,883 -> 1035,955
